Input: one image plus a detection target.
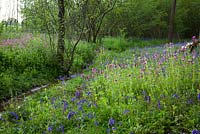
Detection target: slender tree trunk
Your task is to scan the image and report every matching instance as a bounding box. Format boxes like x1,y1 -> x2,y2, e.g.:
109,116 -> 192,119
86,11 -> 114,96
57,0 -> 65,73
168,0 -> 176,42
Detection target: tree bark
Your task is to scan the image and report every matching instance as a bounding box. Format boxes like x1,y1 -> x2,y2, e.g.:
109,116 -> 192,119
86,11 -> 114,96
168,0 -> 176,42
57,0 -> 65,73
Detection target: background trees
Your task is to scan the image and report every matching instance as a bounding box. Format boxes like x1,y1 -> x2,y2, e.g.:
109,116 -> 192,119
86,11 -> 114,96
20,0 -> 200,40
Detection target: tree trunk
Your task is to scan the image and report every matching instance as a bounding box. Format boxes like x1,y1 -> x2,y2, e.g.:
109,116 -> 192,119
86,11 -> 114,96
57,0 -> 65,73
168,0 -> 176,42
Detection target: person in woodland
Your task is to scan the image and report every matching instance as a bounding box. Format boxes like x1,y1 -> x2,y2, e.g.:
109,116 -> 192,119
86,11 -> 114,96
188,36 -> 200,53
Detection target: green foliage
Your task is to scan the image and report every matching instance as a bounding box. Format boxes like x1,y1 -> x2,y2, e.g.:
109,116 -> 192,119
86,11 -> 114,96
0,43 -> 59,100
0,23 -> 3,36
102,37 -> 167,52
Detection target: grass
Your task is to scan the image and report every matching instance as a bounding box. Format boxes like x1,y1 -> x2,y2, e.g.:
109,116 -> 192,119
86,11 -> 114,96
0,40 -> 199,133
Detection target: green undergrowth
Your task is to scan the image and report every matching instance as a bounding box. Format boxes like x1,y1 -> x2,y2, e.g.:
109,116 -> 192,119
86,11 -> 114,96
102,37 -> 168,52
0,34 -> 96,101
0,43 -> 199,133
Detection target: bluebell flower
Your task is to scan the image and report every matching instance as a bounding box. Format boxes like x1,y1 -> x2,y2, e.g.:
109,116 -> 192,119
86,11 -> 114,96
77,99 -> 87,105
188,99 -> 193,104
0,116 -> 3,121
88,113 -> 93,119
94,121 -> 99,126
51,97 -> 56,104
78,106 -> 83,111
67,111 -> 75,120
123,109 -> 130,115
10,112 -> 19,120
71,97 -> 76,102
198,93 -> 200,101
87,92 -> 92,96
192,130 -> 200,134
88,102 -> 92,107
130,132 -> 134,134
173,94 -> 179,99
75,90 -> 81,98
48,126 -> 53,131
112,127 -> 116,131
145,95 -> 151,102
108,118 -> 115,126
157,100 -> 161,109
63,101 -> 67,112
57,125 -> 64,133
107,128 -> 111,134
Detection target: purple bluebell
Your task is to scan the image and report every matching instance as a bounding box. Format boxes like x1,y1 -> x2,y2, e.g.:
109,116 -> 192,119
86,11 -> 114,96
108,118 -> 115,126
107,128 -> 111,134
71,97 -> 76,102
123,109 -> 130,115
78,106 -> 83,111
145,95 -> 151,102
94,121 -> 99,126
77,99 -> 87,105
157,100 -> 161,109
198,93 -> 200,101
51,97 -> 56,104
75,90 -> 81,98
130,132 -> 134,134
112,127 -> 116,131
63,101 -> 67,112
10,112 -> 19,120
67,111 -> 75,120
192,130 -> 200,134
48,126 -> 53,131
188,99 -> 193,104
0,116 -> 3,121
58,125 -> 64,133
88,113 -> 93,119
88,102 -> 92,107
87,92 -> 92,96
172,94 -> 179,99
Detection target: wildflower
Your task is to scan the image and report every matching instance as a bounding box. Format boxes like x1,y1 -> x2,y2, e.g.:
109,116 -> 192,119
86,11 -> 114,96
63,101 -> 67,112
0,116 -> 3,121
157,100 -> 161,109
130,132 -> 134,134
71,97 -> 76,102
198,93 -> 200,101
57,125 -> 64,133
67,111 -> 75,120
51,97 -> 56,104
75,90 -> 81,98
78,106 -> 83,111
192,130 -> 199,134
107,128 -> 111,134
87,91 -> 92,96
92,68 -> 97,73
112,127 -> 117,133
145,95 -> 151,103
187,99 -> 193,104
94,121 -> 99,126
77,99 -> 87,105
172,94 -> 179,99
88,102 -> 92,107
48,126 -> 53,131
10,112 -> 19,120
123,109 -> 130,115
108,118 -> 115,126
88,113 -> 93,119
